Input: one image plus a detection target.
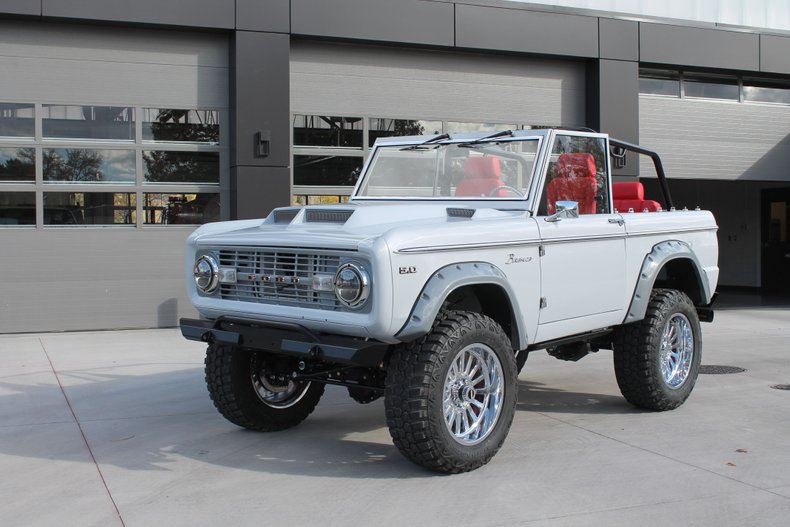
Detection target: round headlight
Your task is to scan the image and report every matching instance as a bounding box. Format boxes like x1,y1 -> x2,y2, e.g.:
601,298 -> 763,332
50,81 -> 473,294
194,255 -> 219,293
334,263 -> 370,308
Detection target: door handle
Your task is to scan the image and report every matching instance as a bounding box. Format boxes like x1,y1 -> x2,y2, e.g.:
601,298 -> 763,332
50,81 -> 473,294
608,218 -> 625,226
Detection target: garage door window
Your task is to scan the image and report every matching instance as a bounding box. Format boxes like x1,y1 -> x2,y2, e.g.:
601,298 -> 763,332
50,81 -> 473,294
0,102 -> 224,227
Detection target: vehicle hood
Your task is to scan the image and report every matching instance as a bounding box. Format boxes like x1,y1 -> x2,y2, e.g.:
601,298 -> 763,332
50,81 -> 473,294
190,203 -> 534,252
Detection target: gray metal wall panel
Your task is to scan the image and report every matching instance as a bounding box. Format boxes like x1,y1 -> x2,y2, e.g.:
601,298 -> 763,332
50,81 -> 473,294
0,0 -> 40,16
0,229 -> 197,333
760,34 -> 790,74
640,23 -> 759,71
290,41 -> 586,127
232,166 -> 290,219
41,0 -> 234,29
456,4 -> 598,58
231,31 -> 289,168
0,21 -> 229,108
639,96 -> 790,182
236,0 -> 289,33
291,0 -> 454,47
599,18 -> 638,61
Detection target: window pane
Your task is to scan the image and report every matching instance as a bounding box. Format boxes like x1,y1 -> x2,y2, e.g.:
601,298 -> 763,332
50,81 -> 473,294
43,148 -> 135,183
0,192 -> 35,225
639,69 -> 680,97
42,105 -> 134,140
743,80 -> 790,105
0,103 -> 34,137
0,147 -> 35,182
43,192 -> 136,225
143,151 -> 219,184
683,74 -> 738,100
539,135 -> 609,215
292,195 -> 350,206
368,118 -> 442,146
293,155 -> 363,186
293,115 -> 363,148
446,122 -> 517,134
143,193 -> 219,225
142,109 -> 219,143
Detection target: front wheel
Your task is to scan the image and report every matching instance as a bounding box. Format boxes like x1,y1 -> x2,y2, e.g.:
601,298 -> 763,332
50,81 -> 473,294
385,311 -> 518,473
205,345 -> 324,431
613,289 -> 702,410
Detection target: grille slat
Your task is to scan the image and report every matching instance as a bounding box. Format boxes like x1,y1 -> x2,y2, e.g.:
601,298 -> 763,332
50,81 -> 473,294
217,248 -> 343,310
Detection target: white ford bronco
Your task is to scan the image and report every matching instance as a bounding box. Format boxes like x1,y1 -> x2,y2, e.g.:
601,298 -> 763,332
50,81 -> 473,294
181,129 -> 719,473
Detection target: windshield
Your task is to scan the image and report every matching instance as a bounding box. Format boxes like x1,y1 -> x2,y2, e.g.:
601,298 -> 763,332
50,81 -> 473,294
354,138 -> 540,199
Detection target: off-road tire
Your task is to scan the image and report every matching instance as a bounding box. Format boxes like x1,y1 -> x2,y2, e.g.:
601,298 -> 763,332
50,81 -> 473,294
385,311 -> 518,473
205,344 -> 324,431
613,289 -> 702,411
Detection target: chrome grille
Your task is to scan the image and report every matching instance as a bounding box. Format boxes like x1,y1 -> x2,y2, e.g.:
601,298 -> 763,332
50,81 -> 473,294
217,248 -> 343,309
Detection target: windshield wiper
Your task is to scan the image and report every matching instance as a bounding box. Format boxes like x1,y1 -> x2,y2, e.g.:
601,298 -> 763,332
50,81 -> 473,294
400,133 -> 451,151
455,129 -> 513,147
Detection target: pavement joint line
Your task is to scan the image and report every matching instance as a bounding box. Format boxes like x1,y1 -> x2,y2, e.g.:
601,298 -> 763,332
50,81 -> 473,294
0,420 -> 77,429
535,410 -> 790,501
38,337 -> 127,527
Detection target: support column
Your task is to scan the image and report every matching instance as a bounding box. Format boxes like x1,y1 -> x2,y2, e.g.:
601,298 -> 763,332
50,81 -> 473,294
587,18 -> 640,178
230,28 -> 291,219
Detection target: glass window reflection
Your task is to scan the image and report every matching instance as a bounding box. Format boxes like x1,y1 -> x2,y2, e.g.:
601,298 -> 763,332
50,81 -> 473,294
293,115 -> 363,148
0,103 -> 35,137
142,150 -> 219,184
683,74 -> 739,100
446,122 -> 517,134
43,148 -> 135,183
0,192 -> 35,225
42,105 -> 134,140
743,79 -> 790,105
0,147 -> 35,182
142,109 -> 219,143
368,118 -> 442,146
43,192 -> 136,225
293,155 -> 363,186
144,193 -> 219,225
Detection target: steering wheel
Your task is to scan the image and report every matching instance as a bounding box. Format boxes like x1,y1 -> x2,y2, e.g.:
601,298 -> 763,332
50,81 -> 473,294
488,185 -> 524,198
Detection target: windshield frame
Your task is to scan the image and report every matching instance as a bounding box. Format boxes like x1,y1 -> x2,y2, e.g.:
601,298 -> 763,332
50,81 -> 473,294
350,135 -> 545,203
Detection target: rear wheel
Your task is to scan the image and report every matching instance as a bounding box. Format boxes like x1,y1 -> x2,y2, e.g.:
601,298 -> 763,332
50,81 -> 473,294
205,345 -> 324,431
385,311 -> 517,473
613,289 -> 701,410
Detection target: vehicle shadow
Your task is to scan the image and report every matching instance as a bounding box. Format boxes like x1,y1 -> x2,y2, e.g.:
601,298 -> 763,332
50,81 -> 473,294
0,365 -> 638,480
516,380 -> 641,415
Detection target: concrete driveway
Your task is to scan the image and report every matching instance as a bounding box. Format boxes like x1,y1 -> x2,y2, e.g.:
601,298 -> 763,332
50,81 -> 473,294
1,304 -> 789,526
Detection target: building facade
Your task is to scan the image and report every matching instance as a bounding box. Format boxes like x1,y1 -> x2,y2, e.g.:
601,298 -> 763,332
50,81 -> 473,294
1,0 -> 789,332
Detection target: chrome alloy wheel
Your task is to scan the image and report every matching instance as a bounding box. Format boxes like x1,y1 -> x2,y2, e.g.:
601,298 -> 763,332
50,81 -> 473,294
659,313 -> 695,390
443,343 -> 505,446
251,356 -> 311,409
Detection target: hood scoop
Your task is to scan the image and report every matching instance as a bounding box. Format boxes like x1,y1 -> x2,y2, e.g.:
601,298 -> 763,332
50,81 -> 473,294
272,208 -> 299,224
305,209 -> 354,223
446,207 -> 476,219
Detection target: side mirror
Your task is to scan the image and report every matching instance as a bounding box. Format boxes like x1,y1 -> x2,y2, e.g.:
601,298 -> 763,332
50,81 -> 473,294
545,200 -> 579,222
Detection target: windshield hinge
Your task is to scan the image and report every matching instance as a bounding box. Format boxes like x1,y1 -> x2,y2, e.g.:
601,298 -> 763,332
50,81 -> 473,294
539,245 -> 545,257
540,297 -> 547,309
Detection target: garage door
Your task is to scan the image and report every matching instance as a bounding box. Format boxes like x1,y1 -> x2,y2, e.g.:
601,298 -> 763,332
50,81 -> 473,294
289,41 -> 585,201
0,21 -> 229,332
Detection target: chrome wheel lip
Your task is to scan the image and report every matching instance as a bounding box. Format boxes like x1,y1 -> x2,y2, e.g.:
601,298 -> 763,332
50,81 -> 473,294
659,313 -> 695,390
442,343 -> 504,446
251,356 -> 311,409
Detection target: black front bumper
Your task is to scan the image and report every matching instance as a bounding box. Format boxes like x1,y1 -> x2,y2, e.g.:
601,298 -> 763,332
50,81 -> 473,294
180,317 -> 389,368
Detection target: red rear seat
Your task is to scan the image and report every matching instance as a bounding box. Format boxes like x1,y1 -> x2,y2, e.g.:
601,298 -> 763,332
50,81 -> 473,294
612,181 -> 661,212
